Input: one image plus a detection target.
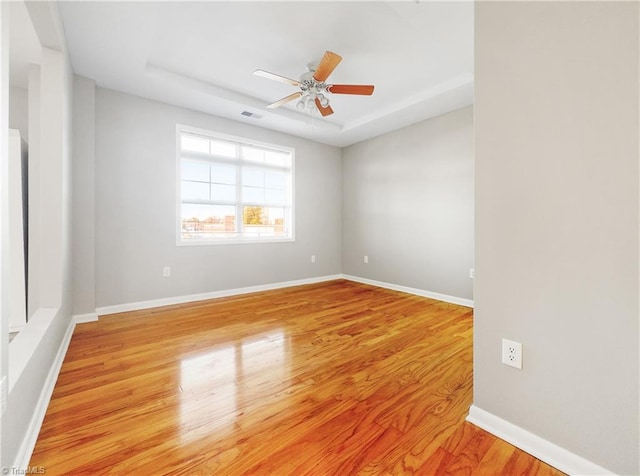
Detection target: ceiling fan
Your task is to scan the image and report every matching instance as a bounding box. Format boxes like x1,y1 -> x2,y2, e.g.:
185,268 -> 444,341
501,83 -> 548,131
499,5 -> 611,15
254,51 -> 375,117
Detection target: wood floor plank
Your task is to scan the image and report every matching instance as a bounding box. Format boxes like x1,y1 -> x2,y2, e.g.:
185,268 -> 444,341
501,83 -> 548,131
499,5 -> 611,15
30,280 -> 564,475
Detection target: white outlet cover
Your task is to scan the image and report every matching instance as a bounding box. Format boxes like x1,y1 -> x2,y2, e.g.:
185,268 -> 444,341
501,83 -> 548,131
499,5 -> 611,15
502,338 -> 523,369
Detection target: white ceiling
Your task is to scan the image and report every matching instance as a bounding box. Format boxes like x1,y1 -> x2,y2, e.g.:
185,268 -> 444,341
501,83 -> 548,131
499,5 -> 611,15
55,1 -> 474,147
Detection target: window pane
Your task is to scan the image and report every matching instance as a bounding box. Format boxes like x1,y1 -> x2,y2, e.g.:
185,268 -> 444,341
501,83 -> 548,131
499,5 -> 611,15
181,204 -> 236,240
242,206 -> 288,238
182,180 -> 209,200
264,207 -> 286,223
265,188 -> 285,205
210,140 -> 236,157
265,150 -> 290,167
212,165 -> 236,185
243,186 -> 265,204
181,160 -> 210,182
211,184 -> 236,202
182,135 -> 210,154
242,168 -> 265,187
241,146 -> 264,163
265,171 -> 285,190
266,207 -> 288,237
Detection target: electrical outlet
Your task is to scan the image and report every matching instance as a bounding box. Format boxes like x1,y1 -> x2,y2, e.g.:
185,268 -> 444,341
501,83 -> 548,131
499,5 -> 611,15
1,376 -> 7,416
364,255 -> 369,264
163,266 -> 171,277
502,338 -> 523,369
469,268 -> 475,279
311,255 -> 316,263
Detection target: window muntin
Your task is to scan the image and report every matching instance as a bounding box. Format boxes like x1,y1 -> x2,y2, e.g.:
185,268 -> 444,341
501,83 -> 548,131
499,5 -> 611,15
177,126 -> 294,244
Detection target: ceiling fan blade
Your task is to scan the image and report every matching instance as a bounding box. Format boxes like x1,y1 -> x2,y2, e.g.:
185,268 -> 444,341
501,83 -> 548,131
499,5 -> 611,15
267,91 -> 303,109
313,51 -> 342,82
327,84 -> 375,95
315,98 -> 334,117
254,69 -> 301,87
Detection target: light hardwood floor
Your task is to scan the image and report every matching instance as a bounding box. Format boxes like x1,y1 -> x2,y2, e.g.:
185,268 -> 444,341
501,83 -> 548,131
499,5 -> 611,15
30,280 -> 564,475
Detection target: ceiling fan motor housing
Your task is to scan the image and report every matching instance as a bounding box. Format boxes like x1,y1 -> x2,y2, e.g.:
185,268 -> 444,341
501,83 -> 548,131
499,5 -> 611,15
299,69 -> 329,108
300,70 -> 326,92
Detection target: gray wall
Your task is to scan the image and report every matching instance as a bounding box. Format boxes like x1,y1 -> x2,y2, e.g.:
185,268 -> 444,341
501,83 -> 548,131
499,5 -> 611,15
71,77 -> 95,316
474,2 -> 638,474
93,88 -> 342,309
342,106 -> 473,301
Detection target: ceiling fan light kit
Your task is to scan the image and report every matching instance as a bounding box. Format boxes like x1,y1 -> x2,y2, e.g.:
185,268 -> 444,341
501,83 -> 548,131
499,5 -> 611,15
254,51 -> 375,117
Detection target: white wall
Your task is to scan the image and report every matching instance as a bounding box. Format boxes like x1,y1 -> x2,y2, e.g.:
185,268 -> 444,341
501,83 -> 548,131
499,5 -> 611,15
9,86 -> 27,141
2,0 -> 75,468
38,47 -> 65,308
27,65 -> 40,319
0,3 -> 10,459
3,43 -> 74,469
474,2 -> 638,474
90,88 -> 342,309
342,106 -> 474,302
8,130 -> 27,331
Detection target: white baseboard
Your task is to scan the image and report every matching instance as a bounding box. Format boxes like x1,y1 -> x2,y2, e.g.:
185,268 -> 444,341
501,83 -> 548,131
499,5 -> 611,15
95,274 -> 343,316
95,274 -> 472,317
466,405 -> 613,475
342,274 -> 474,308
12,317 -> 76,470
73,312 -> 99,323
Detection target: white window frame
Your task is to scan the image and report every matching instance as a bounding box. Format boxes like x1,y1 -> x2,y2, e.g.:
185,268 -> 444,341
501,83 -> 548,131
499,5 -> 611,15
176,124 -> 295,246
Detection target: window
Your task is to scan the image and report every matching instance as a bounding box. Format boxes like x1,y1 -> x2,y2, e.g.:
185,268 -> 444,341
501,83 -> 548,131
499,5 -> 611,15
177,125 -> 294,244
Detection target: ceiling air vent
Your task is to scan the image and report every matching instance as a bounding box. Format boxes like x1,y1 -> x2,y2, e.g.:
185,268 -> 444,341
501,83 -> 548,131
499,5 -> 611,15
241,111 -> 262,119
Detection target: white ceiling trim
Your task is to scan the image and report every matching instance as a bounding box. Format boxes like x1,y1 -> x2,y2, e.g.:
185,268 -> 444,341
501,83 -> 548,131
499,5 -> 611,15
144,62 -> 474,145
145,63 -> 343,133
342,73 -> 474,132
